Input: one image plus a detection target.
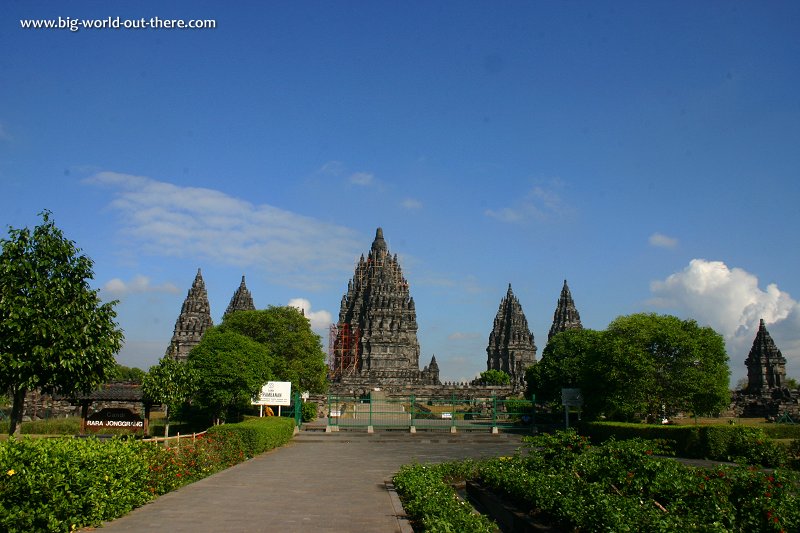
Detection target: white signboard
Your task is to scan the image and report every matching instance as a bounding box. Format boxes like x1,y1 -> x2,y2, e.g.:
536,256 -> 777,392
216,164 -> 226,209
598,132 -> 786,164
561,388 -> 584,407
252,381 -> 292,406
441,412 -> 452,419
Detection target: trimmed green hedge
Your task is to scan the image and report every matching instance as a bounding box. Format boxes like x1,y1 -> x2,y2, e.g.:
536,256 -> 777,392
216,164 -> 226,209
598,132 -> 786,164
0,417 -> 295,532
207,416 -> 294,458
580,422 -> 788,467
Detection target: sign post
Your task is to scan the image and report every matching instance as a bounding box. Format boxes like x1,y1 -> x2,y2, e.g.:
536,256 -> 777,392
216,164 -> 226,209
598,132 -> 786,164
252,381 -> 292,416
561,388 -> 583,430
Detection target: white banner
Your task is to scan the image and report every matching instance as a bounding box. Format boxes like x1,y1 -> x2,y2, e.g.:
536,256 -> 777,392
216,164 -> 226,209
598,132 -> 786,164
252,381 -> 292,406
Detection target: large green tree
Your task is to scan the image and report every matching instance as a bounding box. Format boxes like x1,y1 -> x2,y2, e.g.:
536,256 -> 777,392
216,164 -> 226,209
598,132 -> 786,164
0,211 -> 124,436
218,307 -> 328,394
528,313 -> 730,422
142,356 -> 197,437
187,328 -> 275,424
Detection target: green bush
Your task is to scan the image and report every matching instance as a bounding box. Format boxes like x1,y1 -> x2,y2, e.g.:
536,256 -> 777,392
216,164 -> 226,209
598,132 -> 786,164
301,402 -> 317,422
762,424 -> 800,440
206,417 -> 294,458
393,461 -> 496,532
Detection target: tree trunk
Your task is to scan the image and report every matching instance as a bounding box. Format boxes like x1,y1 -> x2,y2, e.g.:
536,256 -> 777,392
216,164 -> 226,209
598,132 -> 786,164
164,405 -> 170,439
9,387 -> 27,437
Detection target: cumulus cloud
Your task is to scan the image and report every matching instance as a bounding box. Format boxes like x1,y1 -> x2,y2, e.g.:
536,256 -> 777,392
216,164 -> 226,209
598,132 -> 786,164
84,172 -> 362,288
401,198 -> 423,210
485,183 -> 572,223
287,298 -> 333,331
649,233 -> 678,249
103,274 -> 179,297
348,172 -> 374,186
650,259 -> 800,378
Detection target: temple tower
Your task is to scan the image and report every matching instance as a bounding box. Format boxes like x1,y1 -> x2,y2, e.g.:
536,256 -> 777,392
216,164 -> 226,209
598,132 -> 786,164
745,319 -> 787,393
165,269 -> 213,363
223,275 -> 256,319
486,284 -> 537,387
332,228 -> 438,385
548,279 -> 583,342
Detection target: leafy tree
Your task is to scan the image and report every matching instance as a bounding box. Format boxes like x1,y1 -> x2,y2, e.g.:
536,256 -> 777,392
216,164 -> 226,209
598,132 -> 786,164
0,211 -> 123,436
187,328 -> 275,424
141,356 -> 197,437
113,364 -> 146,383
218,307 -> 328,394
477,369 -> 511,385
785,377 -> 799,391
528,313 -> 730,422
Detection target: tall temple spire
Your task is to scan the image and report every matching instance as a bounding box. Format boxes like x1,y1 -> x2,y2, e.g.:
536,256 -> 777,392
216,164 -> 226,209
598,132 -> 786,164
486,284 -> 537,388
745,319 -> 787,393
331,227 -> 438,385
166,268 -> 213,363
224,275 -> 256,319
548,279 -> 583,342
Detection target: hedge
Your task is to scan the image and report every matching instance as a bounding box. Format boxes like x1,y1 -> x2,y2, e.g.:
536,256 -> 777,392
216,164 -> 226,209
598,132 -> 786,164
580,422 -> 788,467
0,417 -> 296,532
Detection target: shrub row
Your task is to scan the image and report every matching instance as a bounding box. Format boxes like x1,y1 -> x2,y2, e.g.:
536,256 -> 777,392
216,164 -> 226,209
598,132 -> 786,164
580,421 -> 789,467
0,417 -> 295,532
392,460 -> 496,533
477,431 -> 800,532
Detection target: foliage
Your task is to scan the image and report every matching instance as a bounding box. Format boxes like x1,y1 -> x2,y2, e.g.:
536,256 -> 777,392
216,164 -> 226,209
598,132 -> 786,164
301,401 -> 317,422
206,417 -> 294,458
142,356 -> 198,437
581,422 -> 788,468
473,430 -> 800,532
393,461 -> 496,533
785,377 -> 799,390
218,307 -> 329,394
187,328 -> 275,424
112,364 -> 145,384
0,211 -> 124,436
0,417 -> 295,531
477,369 -> 510,385
532,314 -> 730,422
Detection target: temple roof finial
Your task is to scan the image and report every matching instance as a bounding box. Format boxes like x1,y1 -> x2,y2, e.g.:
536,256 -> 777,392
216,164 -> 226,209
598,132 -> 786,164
371,227 -> 387,253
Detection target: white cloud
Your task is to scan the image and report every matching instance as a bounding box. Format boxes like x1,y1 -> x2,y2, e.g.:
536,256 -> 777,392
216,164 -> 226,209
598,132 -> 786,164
650,259 -> 800,380
649,233 -> 678,249
318,160 -> 344,176
103,274 -> 179,297
84,172 -> 362,288
401,198 -> 423,210
485,182 -> 572,223
287,298 -> 333,331
348,172 -> 374,186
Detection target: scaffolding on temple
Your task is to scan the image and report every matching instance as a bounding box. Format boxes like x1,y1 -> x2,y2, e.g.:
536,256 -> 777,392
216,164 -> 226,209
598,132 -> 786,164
328,323 -> 361,379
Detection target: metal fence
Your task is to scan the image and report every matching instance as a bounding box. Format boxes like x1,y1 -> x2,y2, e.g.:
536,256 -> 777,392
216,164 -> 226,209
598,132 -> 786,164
325,394 -> 535,433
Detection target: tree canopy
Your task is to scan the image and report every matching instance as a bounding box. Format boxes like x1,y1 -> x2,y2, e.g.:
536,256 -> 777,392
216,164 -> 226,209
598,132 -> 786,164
528,313 -> 730,422
0,211 -> 124,435
477,369 -> 511,385
142,356 -> 197,437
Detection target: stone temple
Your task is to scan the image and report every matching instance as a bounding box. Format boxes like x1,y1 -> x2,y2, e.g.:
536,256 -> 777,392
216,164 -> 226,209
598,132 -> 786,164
486,284 -> 537,387
745,319 -> 788,392
224,275 -> 256,319
548,279 -> 583,342
165,269 -> 213,363
329,228 -> 439,387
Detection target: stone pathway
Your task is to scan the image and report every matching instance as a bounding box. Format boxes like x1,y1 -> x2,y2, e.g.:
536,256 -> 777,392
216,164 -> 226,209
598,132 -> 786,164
92,430 -> 525,532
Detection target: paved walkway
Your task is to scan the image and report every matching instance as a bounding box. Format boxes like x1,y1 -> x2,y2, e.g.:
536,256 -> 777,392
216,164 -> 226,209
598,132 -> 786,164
94,430 -> 525,533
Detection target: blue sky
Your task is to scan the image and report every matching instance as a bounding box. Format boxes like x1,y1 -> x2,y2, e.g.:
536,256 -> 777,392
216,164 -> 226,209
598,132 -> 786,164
2,2 -> 799,385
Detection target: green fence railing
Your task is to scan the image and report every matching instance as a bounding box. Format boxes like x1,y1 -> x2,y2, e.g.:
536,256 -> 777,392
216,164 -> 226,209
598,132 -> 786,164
325,394 -> 535,433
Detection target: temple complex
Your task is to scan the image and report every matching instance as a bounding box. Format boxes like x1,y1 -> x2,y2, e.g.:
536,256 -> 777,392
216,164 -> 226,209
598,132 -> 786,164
224,275 -> 256,319
165,269 -> 214,363
548,279 -> 583,342
485,284 -> 537,387
329,228 -> 439,387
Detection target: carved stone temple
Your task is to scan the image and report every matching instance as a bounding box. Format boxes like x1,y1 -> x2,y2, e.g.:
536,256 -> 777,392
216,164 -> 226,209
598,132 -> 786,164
548,279 -> 583,342
329,228 -> 440,387
485,284 -> 537,387
165,269 -> 214,363
224,275 -> 256,319
734,318 -> 799,419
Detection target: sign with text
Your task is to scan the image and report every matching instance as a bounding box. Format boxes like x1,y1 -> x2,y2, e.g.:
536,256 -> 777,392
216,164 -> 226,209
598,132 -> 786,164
252,381 -> 291,406
561,388 -> 584,407
86,408 -> 144,431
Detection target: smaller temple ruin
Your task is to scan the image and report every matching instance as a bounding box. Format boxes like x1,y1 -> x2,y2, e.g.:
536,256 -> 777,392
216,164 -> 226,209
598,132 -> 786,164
548,279 -> 583,342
